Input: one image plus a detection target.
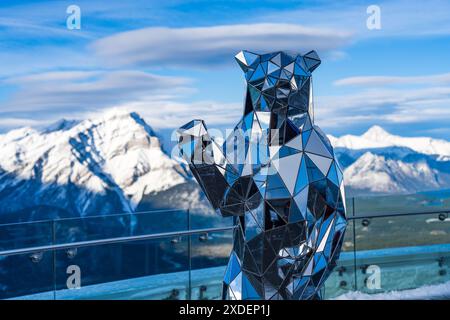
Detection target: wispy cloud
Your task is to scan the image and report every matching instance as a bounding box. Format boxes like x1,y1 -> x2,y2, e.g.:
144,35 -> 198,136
1,70 -> 193,113
316,85 -> 450,128
260,0 -> 450,38
320,70 -> 450,129
85,100 -> 243,130
0,117 -> 45,130
92,23 -> 352,68
0,17 -> 93,40
0,0 -> 449,140
334,73 -> 450,87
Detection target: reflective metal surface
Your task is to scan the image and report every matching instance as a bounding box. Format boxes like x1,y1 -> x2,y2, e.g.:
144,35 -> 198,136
177,50 -> 347,300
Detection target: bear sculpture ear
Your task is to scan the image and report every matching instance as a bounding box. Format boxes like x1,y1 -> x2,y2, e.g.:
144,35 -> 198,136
303,50 -> 321,73
235,50 -> 260,73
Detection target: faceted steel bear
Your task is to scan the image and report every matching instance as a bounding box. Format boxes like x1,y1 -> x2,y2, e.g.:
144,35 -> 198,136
177,50 -> 347,300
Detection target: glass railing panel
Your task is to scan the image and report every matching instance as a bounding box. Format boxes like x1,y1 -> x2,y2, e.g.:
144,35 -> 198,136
188,209 -> 234,230
354,189 -> 450,217
52,235 -> 190,300
323,217 -> 357,299
354,212 -> 450,251
0,220 -> 53,251
352,212 -> 450,297
2,192 -> 449,300
120,209 -> 188,235
54,209 -> 189,244
189,229 -> 233,300
0,220 -> 55,299
0,251 -> 54,299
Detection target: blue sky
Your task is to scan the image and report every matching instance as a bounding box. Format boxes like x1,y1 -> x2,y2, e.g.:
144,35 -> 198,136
1,0 -> 450,140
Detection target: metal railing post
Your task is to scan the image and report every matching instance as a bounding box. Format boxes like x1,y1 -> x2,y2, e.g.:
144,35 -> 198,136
187,209 -> 192,300
52,219 -> 56,300
352,197 -> 357,291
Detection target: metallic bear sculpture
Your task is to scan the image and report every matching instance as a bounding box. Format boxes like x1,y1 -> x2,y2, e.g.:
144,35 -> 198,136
177,50 -> 347,300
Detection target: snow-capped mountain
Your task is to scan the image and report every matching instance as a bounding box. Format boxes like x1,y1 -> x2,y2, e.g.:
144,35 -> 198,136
0,111 -> 210,223
1,112 -> 449,222
328,126 -> 450,195
328,125 -> 450,159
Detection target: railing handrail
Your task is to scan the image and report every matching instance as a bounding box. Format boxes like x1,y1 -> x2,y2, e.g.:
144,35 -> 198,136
0,206 -> 448,229
1,208 -> 449,257
349,209 -> 450,219
0,226 -> 236,257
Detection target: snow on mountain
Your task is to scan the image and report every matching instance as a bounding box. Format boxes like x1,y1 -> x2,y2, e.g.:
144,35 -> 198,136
1,115 -> 449,220
328,126 -> 450,195
41,118 -> 80,134
0,111 -> 210,222
328,125 -> 450,157
343,152 -> 449,194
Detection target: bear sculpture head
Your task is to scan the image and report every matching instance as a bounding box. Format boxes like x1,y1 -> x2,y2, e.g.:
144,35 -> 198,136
235,50 -> 320,117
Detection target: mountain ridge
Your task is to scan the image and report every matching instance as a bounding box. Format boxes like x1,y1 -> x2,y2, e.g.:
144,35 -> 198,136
0,111 -> 210,223
328,125 -> 450,158
1,112 -> 449,222
328,126 -> 450,195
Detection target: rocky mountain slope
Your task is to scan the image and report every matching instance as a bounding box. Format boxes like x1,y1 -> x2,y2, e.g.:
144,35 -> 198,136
1,112 -> 449,222
328,126 -> 450,195
0,111 -> 210,223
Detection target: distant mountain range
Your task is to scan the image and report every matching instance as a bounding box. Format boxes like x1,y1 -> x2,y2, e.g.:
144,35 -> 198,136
328,126 -> 450,195
0,112 -> 449,223
0,111 -> 210,223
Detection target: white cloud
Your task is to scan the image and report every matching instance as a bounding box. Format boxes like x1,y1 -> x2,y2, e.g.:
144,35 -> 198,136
315,86 -> 450,128
0,117 -> 45,128
0,68 -> 243,132
334,73 -> 450,87
95,100 -> 243,130
0,17 -> 93,39
1,0 -> 449,136
260,0 -> 450,38
1,70 -> 193,113
319,71 -> 450,128
91,23 -> 352,68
